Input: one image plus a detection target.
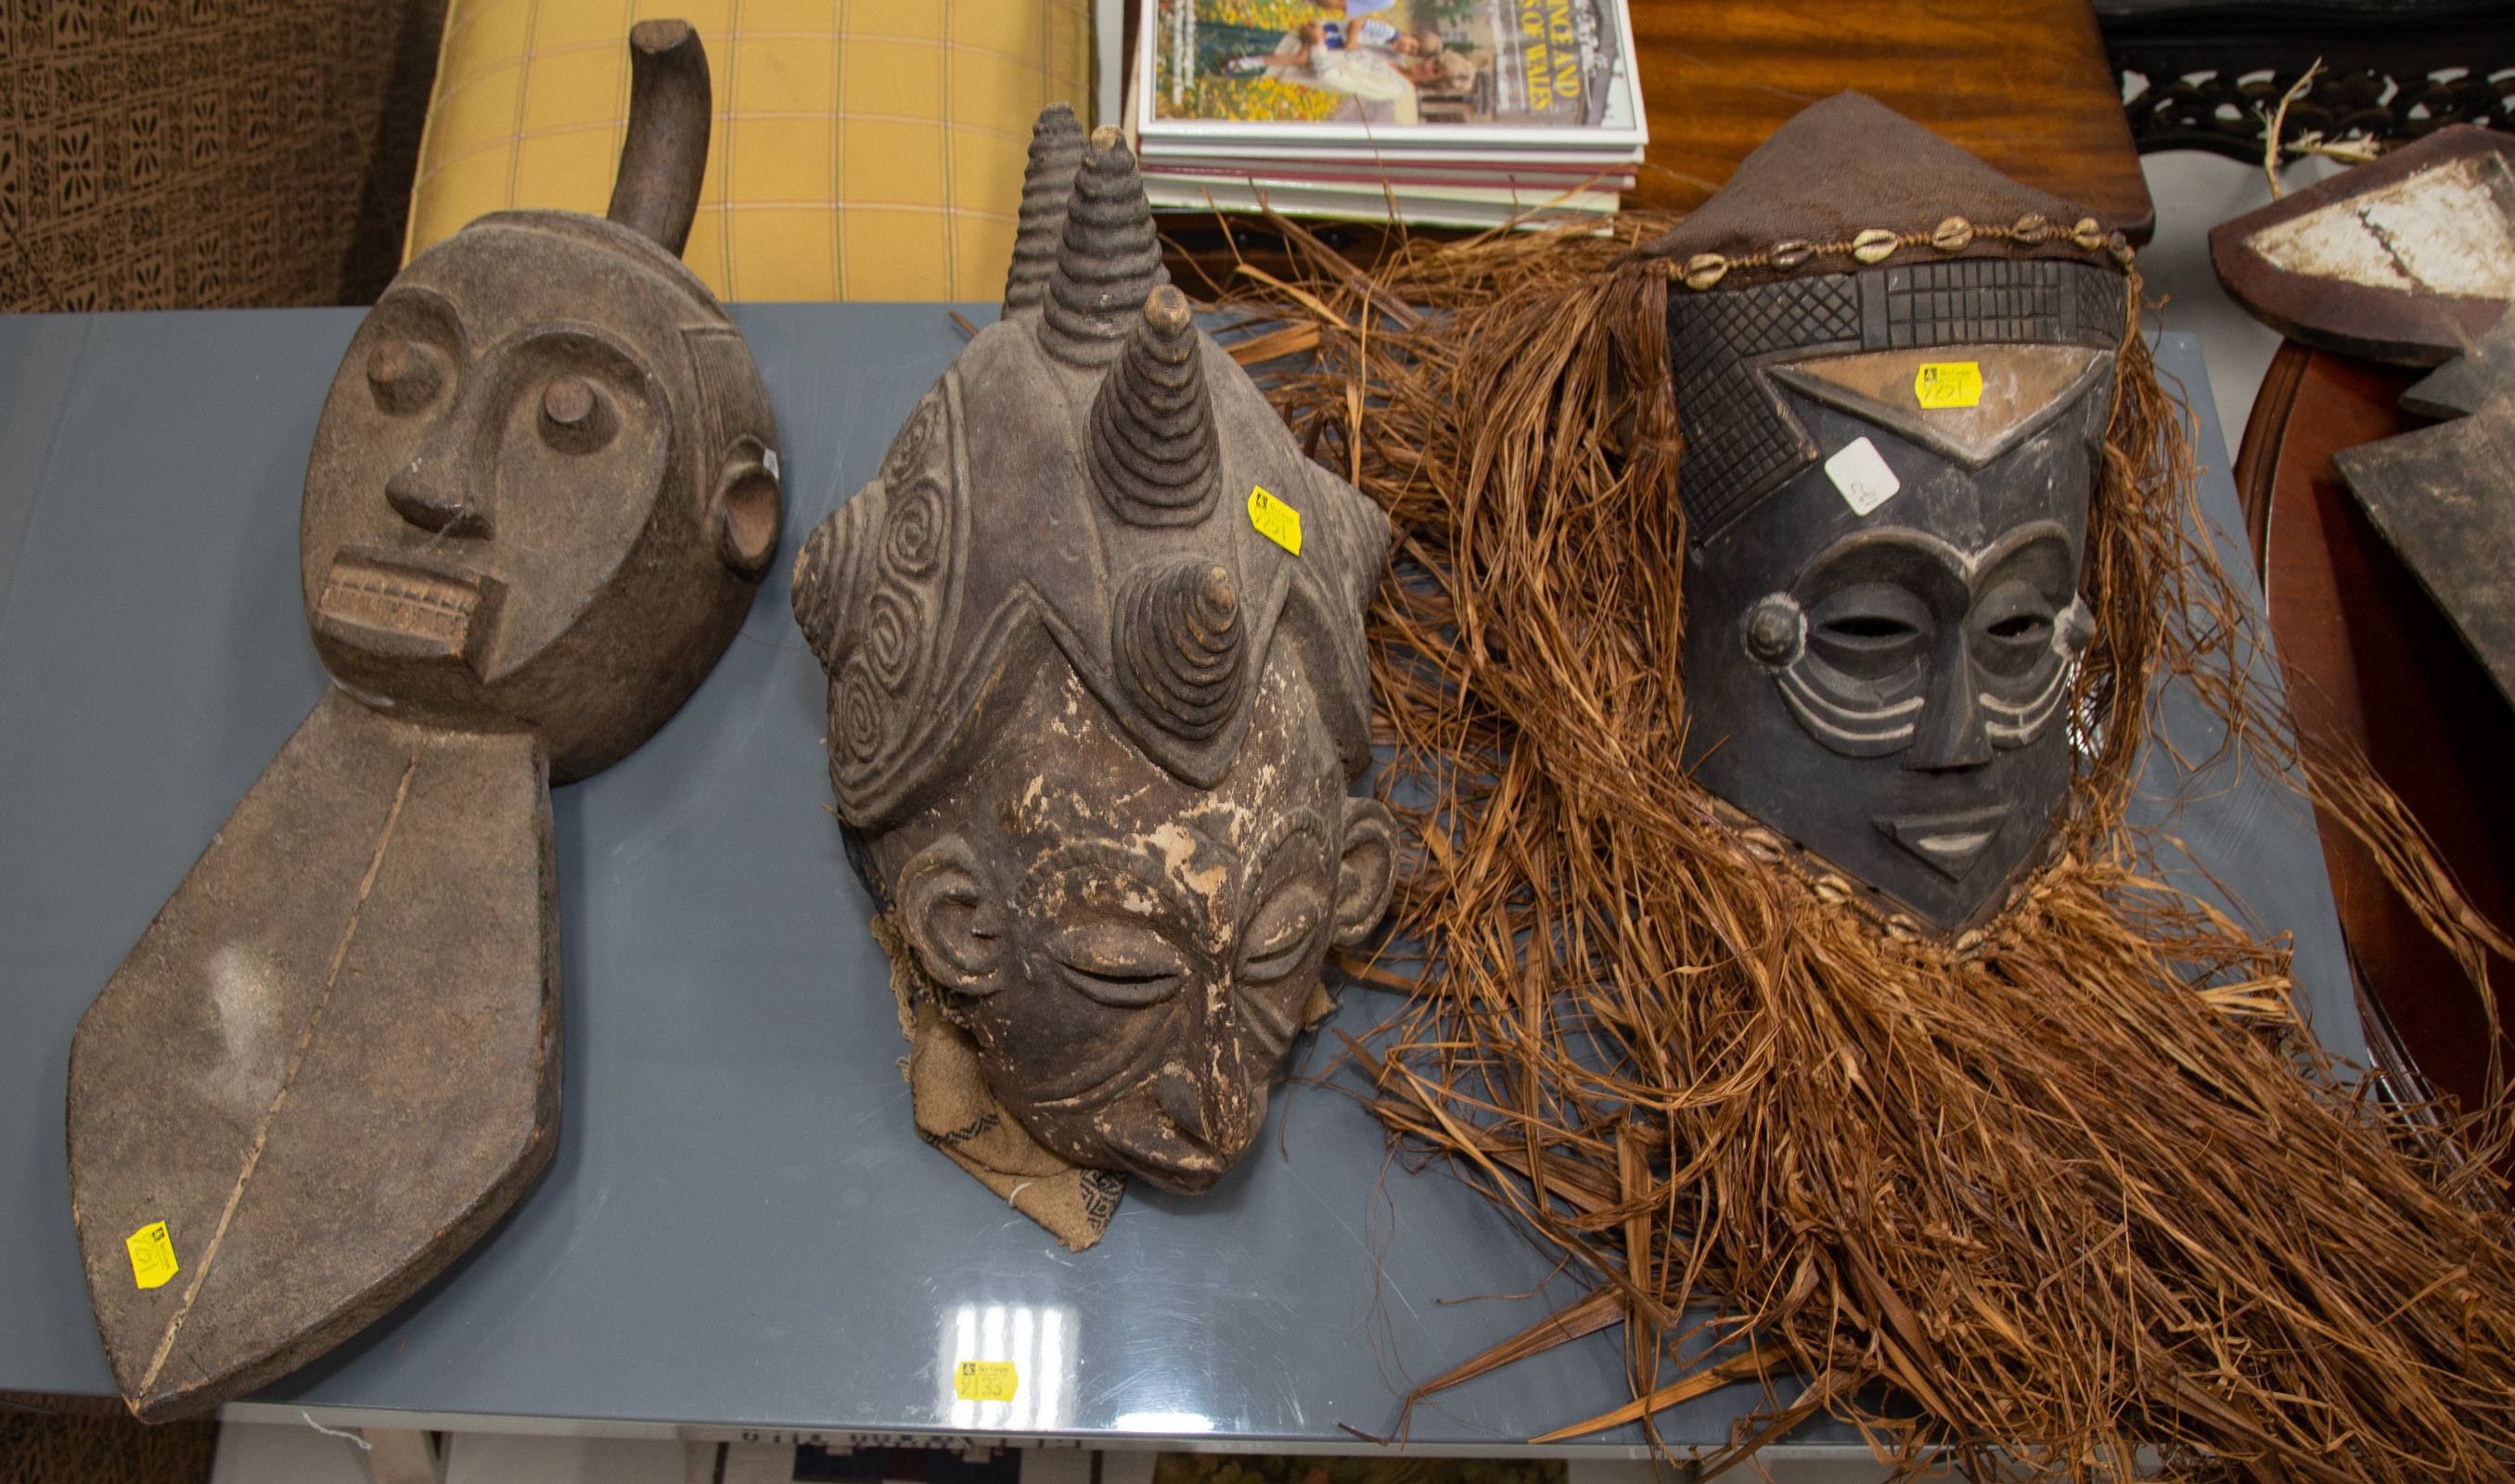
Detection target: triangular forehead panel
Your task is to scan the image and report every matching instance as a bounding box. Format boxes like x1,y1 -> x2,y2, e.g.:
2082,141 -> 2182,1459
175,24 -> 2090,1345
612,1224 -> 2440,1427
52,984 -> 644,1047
1768,346 -> 2113,467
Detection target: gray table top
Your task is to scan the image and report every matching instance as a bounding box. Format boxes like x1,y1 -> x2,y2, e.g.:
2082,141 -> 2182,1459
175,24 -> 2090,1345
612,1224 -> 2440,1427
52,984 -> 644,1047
0,308 -> 2360,1449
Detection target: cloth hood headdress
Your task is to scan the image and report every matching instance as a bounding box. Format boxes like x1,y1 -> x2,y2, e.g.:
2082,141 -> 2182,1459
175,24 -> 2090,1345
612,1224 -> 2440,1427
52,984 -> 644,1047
1644,91 -> 2132,539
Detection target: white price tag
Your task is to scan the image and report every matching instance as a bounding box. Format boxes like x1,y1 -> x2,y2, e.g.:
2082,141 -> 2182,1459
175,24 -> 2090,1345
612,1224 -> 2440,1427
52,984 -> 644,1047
1824,437 -> 1901,516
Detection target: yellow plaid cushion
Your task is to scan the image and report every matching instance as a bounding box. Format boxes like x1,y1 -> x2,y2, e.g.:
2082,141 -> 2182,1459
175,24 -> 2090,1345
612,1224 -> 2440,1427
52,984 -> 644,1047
404,0 -> 1092,301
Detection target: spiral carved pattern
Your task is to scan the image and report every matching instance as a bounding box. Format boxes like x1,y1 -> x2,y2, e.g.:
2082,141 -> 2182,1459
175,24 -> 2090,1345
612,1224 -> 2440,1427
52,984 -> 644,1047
1090,286 -> 1219,528
882,475 -> 944,578
865,586 -> 923,694
838,664 -> 885,762
1117,560 -> 1246,742
1040,127 -> 1167,369
1003,103 -> 1086,317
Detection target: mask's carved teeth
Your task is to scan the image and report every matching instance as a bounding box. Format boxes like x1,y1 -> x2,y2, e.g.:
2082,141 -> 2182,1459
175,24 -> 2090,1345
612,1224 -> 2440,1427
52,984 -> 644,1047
314,552 -> 500,668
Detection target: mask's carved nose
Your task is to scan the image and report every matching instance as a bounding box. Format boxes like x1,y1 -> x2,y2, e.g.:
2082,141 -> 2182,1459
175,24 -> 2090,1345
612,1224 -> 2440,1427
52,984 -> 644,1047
385,435 -> 490,537
1905,634 -> 1993,771
1154,1037 -> 1256,1154
1154,1066 -> 1213,1142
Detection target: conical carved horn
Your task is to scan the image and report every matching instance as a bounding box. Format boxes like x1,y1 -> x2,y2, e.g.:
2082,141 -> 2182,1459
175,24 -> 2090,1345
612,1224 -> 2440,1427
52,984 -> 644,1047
1039,125 -> 1167,368
1117,560 -> 1246,742
606,19 -> 711,257
1090,286 -> 1219,527
1002,103 -> 1086,318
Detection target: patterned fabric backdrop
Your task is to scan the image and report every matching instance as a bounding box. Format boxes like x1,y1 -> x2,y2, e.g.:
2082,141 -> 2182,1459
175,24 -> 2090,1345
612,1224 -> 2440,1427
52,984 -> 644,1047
0,0 -> 446,312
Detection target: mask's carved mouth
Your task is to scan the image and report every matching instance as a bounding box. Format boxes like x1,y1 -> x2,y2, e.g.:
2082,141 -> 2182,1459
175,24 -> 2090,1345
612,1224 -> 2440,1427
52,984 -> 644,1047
314,549 -> 503,670
1877,803 -> 2015,881
1101,1129 -> 1230,1195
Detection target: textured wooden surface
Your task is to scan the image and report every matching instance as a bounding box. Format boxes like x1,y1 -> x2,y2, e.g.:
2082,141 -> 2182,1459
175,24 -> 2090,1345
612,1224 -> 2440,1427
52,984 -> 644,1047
2209,125 -> 2514,366
67,692 -> 558,1423
2237,340 -> 2515,1122
1625,0 -> 2151,240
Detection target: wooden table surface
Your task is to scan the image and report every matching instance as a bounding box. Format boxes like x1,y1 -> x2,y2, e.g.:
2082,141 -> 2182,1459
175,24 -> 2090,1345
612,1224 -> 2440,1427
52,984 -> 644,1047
1624,0 -> 2152,240
2237,341 -> 2515,1122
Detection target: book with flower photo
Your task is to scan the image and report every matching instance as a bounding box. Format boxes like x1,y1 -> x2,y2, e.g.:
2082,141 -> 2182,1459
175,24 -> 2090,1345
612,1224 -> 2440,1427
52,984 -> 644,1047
1138,0 -> 1644,148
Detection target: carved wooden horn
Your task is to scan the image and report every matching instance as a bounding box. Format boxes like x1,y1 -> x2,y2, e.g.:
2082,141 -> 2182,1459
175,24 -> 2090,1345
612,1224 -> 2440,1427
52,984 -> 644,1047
1004,103 -> 1086,318
1040,126 -> 1165,367
1090,285 -> 1219,527
606,19 -> 711,257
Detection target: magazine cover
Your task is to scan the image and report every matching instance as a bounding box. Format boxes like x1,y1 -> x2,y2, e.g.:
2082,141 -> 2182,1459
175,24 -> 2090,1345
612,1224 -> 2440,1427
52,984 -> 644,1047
1139,0 -> 1644,144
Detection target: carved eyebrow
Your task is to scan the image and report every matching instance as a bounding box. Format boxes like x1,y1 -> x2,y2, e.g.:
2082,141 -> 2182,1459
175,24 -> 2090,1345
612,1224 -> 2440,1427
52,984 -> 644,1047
1241,809 -> 1329,895
1799,519 -> 2076,586
365,286 -> 471,363
1027,838 -> 1205,927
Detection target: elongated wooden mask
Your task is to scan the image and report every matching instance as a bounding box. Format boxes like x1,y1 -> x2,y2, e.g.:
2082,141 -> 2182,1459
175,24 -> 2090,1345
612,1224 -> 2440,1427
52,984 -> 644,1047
65,20 -> 780,1422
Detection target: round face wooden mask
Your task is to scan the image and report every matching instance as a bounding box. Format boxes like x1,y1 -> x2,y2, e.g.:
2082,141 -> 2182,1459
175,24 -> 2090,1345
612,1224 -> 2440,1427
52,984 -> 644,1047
791,122 -> 1395,1194
301,211 -> 782,782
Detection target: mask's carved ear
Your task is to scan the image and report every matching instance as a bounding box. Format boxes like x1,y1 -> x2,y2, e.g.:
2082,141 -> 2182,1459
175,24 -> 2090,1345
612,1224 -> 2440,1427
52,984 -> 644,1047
1331,797 -> 1397,948
897,837 -> 1007,995
712,435 -> 782,577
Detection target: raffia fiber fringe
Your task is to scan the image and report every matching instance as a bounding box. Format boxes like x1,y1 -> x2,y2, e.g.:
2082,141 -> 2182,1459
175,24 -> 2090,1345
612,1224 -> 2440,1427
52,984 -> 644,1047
1224,211 -> 2515,1483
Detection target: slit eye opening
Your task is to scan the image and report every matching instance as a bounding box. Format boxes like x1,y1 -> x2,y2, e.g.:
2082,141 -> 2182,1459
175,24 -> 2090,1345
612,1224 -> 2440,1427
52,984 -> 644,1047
1823,615 -> 1918,642
1240,940 -> 1312,984
1054,959 -> 1186,1006
1239,883 -> 1322,985
1047,919 -> 1191,1007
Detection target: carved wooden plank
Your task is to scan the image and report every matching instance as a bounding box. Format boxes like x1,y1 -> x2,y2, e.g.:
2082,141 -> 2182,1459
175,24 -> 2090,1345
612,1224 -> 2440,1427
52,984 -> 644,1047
68,690 -> 554,1422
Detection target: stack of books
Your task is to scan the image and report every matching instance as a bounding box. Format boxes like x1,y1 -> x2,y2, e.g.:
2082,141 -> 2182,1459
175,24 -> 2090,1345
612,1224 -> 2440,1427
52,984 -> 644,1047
1127,0 -> 1646,230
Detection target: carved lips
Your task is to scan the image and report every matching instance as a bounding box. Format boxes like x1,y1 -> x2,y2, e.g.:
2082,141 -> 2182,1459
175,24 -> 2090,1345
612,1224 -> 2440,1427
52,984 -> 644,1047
312,549 -> 504,671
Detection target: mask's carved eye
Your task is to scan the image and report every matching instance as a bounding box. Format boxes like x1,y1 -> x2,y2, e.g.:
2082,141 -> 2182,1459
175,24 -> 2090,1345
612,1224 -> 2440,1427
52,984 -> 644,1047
1048,920 -> 1188,1007
1239,885 -> 1322,985
366,338 -> 444,415
540,375 -> 614,454
1804,582 -> 1932,681
1971,580 -> 2065,672
1824,614 -> 1920,643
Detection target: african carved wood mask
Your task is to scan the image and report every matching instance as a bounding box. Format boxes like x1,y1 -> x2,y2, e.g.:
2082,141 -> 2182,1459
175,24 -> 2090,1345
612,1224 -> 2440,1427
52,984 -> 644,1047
65,21 -> 779,1421
792,112 -> 1396,1197
1654,92 -> 2136,932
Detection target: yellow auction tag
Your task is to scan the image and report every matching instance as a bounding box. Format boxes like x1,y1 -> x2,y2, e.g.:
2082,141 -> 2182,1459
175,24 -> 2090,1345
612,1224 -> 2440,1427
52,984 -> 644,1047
126,1221 -> 177,1290
953,1360 -> 1019,1402
1913,362 -> 1983,409
1248,485 -> 1302,556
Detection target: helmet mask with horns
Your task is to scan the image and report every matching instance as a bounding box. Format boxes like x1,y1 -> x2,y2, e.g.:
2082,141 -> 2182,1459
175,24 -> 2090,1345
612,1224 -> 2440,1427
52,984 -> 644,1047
792,113 -> 1396,1195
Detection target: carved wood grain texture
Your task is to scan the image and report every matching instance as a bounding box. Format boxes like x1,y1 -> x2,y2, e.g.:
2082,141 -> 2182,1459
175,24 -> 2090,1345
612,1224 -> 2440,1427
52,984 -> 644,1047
1623,0 -> 2153,241
2238,339 -> 2515,1125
